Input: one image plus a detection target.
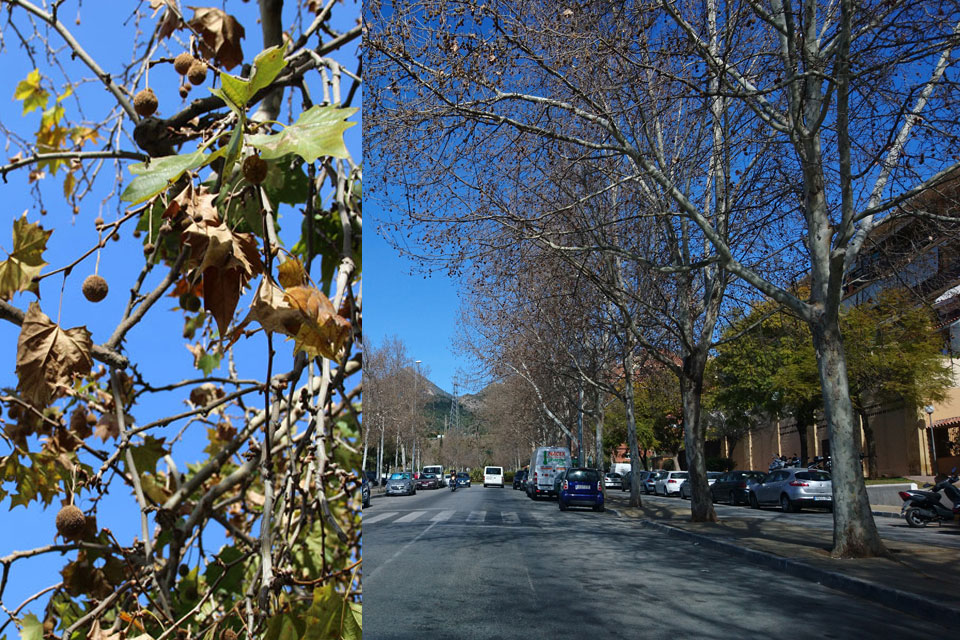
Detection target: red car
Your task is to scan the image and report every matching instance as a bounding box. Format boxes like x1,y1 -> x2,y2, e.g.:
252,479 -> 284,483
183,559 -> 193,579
417,473 -> 441,490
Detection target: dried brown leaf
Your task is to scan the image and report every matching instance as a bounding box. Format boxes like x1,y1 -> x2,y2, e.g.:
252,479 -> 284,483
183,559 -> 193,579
283,286 -> 351,360
189,7 -> 246,70
15,303 -> 92,408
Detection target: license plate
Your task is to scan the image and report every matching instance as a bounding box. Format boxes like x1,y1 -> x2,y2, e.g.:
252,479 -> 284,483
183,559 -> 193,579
576,484 -> 590,490
814,496 -> 830,501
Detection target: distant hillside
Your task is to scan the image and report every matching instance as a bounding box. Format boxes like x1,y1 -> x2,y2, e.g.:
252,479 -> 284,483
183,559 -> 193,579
414,371 -> 488,434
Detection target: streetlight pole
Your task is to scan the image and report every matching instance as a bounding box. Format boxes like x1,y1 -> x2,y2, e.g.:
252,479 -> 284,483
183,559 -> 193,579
924,405 -> 938,475
412,360 -> 422,473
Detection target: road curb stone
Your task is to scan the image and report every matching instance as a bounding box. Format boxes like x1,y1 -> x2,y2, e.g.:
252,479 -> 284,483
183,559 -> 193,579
636,517 -> 959,628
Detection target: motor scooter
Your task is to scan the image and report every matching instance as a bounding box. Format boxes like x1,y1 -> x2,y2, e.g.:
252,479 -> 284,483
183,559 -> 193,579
898,469 -> 960,528
450,476 -> 457,492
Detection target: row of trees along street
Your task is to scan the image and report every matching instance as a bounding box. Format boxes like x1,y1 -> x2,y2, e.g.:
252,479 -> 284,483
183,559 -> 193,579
0,1 -> 361,638
367,0 -> 960,558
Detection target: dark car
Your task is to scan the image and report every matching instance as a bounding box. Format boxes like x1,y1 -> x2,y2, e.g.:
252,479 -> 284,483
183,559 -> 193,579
361,475 -> 371,508
456,472 -> 471,488
417,473 -> 441,490
709,470 -> 766,505
558,468 -> 605,512
513,469 -> 528,490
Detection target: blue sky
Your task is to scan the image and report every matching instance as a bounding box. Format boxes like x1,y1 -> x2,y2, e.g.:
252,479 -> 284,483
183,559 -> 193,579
0,0 -> 360,620
365,201 -> 467,395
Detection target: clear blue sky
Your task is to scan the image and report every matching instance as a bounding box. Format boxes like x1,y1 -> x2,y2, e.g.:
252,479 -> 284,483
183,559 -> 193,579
0,1 -> 360,619
365,201 -> 467,395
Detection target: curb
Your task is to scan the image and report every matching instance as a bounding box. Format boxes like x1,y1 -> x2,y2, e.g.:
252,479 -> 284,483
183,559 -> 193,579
637,518 -> 959,628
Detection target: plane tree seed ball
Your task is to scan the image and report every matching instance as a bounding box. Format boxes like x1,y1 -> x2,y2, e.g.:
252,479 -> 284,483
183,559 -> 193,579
174,52 -> 195,76
221,630 -> 238,640
179,84 -> 191,99
242,155 -> 268,184
187,61 -> 208,86
133,88 -> 158,117
55,505 -> 86,540
81,274 -> 109,302
179,293 -> 201,312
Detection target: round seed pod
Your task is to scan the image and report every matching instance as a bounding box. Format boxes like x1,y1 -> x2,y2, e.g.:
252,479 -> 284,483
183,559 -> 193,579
81,274 -> 109,302
242,155 -> 268,185
179,293 -> 201,312
174,52 -> 195,76
55,505 -> 86,540
133,88 -> 158,117
94,216 -> 105,228
187,61 -> 207,86
221,629 -> 238,640
179,84 -> 191,99
143,242 -> 156,256
178,564 -> 190,577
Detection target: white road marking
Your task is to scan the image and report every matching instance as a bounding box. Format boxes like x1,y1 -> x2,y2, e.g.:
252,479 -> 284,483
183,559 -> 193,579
466,510 -> 487,523
395,511 -> 428,523
365,521 -> 438,582
501,511 -> 520,524
431,510 -> 455,522
364,512 -> 398,524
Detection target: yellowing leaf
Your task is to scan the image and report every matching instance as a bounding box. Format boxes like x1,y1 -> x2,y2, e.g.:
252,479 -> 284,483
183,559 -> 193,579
0,214 -> 52,300
63,171 -> 77,199
212,46 -> 287,109
283,286 -> 351,361
14,69 -> 49,115
277,257 -> 307,288
15,302 -> 93,408
246,106 -> 358,163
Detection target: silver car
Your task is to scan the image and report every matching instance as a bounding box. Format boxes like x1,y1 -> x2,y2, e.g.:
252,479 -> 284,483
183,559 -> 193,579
678,472 -> 723,499
644,470 -> 667,494
748,468 -> 832,512
385,472 -> 417,496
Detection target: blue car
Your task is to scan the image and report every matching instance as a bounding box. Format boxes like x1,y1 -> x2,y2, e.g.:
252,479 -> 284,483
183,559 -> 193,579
558,468 -> 605,512
456,472 -> 471,488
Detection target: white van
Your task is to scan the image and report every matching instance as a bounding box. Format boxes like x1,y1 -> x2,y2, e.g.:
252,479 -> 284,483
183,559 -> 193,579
421,465 -> 445,485
528,446 -> 572,499
483,466 -> 504,487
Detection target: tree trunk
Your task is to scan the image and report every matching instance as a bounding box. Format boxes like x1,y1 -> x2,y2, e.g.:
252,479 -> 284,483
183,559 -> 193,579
594,387 -> 604,472
681,350 -> 717,523
858,407 -> 879,479
623,350 -> 643,508
795,413 -> 809,467
810,318 -> 887,557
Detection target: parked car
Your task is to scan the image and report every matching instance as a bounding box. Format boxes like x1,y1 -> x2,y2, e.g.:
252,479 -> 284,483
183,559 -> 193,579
484,466 -> 504,487
513,469 -> 528,490
710,470 -> 767,505
417,472 -> 441,490
386,472 -> 416,496
645,470 -> 667,494
678,471 -> 723,499
421,465 -> 445,485
456,472 -> 471,488
749,468 -> 833,512
655,471 -> 688,496
361,474 -> 371,508
558,468 -> 605,512
528,446 -> 572,500
604,472 -> 622,489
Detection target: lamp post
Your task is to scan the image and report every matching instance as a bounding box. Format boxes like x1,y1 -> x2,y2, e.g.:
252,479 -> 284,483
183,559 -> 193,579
924,405 -> 938,475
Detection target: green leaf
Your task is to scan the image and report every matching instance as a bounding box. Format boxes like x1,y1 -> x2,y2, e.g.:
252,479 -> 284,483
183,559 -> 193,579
247,106 -> 357,164
261,156 -> 309,205
197,352 -> 222,376
213,46 -> 287,111
303,585 -> 361,640
14,69 -> 49,115
121,148 -> 221,204
128,436 -> 168,476
204,546 -> 245,595
264,614 -> 303,640
19,613 -> 43,640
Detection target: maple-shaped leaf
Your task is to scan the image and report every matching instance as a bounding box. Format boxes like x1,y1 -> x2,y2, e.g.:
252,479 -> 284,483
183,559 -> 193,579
238,277 -> 304,337
277,257 -> 308,288
16,303 -> 93,408
246,105 -> 358,163
151,0 -> 182,40
189,7 -> 246,70
128,436 -> 168,476
204,265 -> 245,337
13,69 -> 49,115
283,286 -> 352,361
0,214 -> 52,300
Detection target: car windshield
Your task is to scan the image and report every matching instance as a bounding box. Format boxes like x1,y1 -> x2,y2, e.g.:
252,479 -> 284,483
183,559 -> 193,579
707,472 -> 723,478
796,471 -> 831,482
607,473 -> 621,479
672,472 -> 688,479
457,473 -> 469,478
389,473 -> 408,480
743,472 -> 765,481
422,473 -> 435,479
485,468 -> 501,474
567,469 -> 600,481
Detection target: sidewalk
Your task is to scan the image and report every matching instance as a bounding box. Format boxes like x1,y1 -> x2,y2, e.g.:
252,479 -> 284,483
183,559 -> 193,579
607,493 -> 960,628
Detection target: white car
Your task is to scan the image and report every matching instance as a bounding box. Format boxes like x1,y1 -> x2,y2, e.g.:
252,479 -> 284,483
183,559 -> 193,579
678,472 -> 723,499
483,466 -> 504,487
604,472 -> 622,489
655,471 -> 688,496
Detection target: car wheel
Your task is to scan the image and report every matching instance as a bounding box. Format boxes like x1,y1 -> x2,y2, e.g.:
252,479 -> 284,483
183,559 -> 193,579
559,499 -> 568,511
729,491 -> 738,506
749,493 -> 759,509
904,507 -> 926,528
780,494 -> 795,513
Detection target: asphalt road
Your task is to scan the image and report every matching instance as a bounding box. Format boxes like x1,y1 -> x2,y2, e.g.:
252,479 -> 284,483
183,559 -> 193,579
363,485 -> 943,639
637,491 -> 960,549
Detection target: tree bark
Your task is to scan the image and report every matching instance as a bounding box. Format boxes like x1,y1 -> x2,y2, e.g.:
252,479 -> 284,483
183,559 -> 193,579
594,387 -> 604,472
858,407 -> 879,479
681,349 -> 717,523
623,350 -> 643,508
810,318 -> 887,557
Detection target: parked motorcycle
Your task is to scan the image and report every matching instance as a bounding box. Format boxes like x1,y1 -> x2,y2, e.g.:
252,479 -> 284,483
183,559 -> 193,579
898,469 -> 960,528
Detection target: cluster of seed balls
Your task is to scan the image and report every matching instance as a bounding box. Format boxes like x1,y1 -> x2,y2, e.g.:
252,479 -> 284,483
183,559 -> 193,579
132,52 -> 208,117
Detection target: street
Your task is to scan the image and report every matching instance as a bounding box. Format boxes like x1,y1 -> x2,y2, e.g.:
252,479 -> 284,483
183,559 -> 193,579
363,485 -> 945,639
